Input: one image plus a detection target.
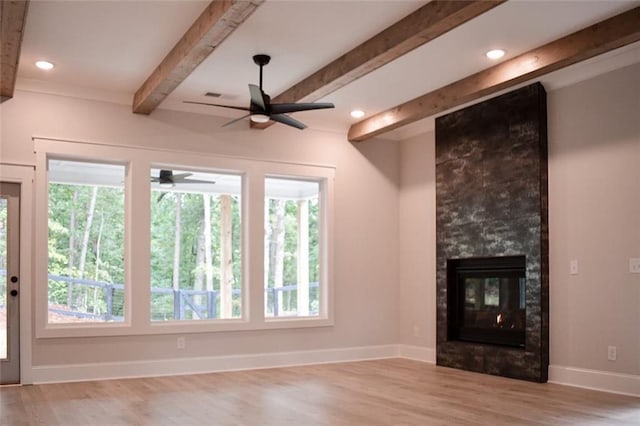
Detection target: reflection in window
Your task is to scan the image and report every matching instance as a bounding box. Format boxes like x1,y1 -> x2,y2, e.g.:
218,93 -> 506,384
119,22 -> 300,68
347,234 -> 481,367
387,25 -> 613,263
483,278 -> 499,306
264,177 -> 320,318
47,159 -> 125,323
150,168 -> 242,321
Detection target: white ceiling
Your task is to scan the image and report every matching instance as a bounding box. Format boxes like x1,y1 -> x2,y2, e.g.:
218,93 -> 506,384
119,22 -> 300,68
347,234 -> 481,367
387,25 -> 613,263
16,0 -> 640,139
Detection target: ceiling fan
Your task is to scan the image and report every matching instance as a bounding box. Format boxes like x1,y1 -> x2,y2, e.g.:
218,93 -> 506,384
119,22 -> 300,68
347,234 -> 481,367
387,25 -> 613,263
151,170 -> 215,187
184,54 -> 335,130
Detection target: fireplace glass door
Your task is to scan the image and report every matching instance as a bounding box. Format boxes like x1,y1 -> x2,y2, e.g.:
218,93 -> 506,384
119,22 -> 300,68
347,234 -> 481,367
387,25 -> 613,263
448,256 -> 526,348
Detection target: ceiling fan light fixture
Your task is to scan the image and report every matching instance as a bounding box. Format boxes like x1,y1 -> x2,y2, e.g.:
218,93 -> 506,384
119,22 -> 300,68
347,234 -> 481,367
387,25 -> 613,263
486,49 -> 505,60
250,114 -> 270,123
350,109 -> 365,119
159,182 -> 175,188
35,60 -> 55,70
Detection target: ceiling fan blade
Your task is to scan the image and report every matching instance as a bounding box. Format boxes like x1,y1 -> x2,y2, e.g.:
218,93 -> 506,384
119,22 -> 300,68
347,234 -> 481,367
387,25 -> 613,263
172,173 -> 192,179
270,102 -> 335,115
223,113 -> 251,127
249,84 -> 266,111
173,179 -> 216,184
183,101 -> 250,112
151,177 -> 160,182
270,114 -> 307,130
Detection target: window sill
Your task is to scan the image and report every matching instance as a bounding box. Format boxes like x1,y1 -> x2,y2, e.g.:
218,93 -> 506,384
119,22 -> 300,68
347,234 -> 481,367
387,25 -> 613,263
36,316 -> 333,338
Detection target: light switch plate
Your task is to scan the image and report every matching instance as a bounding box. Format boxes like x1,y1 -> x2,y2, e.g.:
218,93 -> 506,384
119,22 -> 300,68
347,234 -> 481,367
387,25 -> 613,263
570,260 -> 579,275
630,258 -> 640,274
607,346 -> 617,361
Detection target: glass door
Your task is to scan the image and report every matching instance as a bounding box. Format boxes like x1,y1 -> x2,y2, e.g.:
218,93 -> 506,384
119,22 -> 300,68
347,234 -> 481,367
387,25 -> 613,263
0,182 -> 20,384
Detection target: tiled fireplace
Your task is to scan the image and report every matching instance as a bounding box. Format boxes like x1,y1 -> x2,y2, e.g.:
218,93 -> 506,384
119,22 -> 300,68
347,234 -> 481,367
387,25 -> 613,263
435,83 -> 549,383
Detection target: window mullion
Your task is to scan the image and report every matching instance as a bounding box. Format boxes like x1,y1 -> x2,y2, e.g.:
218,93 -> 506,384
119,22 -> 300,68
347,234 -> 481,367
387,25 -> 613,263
246,169 -> 265,325
128,160 -> 151,330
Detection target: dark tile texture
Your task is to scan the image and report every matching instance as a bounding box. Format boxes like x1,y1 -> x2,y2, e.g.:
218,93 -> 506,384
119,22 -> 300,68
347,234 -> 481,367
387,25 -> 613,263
435,83 -> 549,383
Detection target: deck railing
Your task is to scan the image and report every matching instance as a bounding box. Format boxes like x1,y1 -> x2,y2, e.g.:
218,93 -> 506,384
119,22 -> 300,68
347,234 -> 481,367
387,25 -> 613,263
40,273 -> 318,321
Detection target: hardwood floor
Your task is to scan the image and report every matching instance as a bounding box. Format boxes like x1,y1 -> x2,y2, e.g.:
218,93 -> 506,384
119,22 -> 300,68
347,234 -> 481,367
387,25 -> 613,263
1,359 -> 638,425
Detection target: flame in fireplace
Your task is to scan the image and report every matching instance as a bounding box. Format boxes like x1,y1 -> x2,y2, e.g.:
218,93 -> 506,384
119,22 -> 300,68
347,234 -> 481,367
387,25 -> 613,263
496,314 -> 503,325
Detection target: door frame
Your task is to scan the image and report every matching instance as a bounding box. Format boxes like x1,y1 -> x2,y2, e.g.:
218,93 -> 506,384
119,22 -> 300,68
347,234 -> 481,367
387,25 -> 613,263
0,164 -> 34,384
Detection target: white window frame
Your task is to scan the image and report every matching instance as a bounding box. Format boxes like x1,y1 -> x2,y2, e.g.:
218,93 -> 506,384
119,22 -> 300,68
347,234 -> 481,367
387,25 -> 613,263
148,165 -> 244,323
34,137 -> 334,338
263,175 -> 327,321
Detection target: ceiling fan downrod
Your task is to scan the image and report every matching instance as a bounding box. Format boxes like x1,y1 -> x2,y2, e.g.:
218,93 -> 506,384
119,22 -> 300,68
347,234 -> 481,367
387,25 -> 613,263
253,54 -> 271,90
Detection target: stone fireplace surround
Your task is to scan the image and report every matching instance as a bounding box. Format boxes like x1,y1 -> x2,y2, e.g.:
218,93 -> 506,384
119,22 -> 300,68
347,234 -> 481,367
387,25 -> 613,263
435,83 -> 549,383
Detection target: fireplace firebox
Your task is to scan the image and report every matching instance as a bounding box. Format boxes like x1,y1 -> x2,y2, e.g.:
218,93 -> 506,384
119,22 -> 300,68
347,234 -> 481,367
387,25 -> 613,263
447,256 -> 526,348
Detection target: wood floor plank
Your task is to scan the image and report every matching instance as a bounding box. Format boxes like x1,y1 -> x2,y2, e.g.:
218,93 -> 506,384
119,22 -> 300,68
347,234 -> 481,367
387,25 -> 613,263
1,359 -> 638,425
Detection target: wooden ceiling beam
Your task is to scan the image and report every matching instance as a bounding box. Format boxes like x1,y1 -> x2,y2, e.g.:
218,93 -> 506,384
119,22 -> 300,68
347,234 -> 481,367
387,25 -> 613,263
1,0 -> 30,102
348,6 -> 640,142
133,0 -> 263,115
252,0 -> 505,129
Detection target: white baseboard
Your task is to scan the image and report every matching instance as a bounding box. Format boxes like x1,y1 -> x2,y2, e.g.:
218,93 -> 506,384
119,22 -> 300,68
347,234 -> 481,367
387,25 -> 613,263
396,344 -> 436,363
549,365 -> 640,397
31,344 -> 398,384
31,346 -> 638,397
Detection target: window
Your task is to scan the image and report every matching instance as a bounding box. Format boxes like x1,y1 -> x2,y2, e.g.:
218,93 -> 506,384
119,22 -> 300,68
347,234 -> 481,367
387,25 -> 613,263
264,177 -> 320,318
150,168 -> 242,321
35,138 -> 333,337
47,159 -> 125,323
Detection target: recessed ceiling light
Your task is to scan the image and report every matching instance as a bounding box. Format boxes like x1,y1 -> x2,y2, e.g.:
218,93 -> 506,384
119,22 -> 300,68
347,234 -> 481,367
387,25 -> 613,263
35,60 -> 55,70
486,49 -> 505,60
350,110 -> 365,119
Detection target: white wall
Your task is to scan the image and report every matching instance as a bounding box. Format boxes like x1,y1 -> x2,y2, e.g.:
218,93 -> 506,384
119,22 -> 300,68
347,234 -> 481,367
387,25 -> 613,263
399,63 -> 640,381
1,90 -> 400,369
1,62 -> 637,391
398,131 -> 436,352
547,63 -> 639,376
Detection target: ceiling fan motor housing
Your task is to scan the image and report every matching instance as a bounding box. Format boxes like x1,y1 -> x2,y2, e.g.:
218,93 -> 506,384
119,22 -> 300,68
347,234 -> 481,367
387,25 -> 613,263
159,169 -> 174,183
253,54 -> 271,67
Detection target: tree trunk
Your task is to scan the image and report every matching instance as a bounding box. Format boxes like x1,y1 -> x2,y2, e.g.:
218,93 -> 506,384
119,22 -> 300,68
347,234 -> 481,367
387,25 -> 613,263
172,193 -> 182,292
78,186 -> 98,311
93,211 -> 104,314
94,211 -> 104,281
67,190 -> 78,307
204,195 -> 213,292
297,200 -> 309,316
273,199 -> 286,315
219,195 -> 233,318
203,195 -> 214,318
264,200 -> 271,314
194,219 -> 205,308
78,187 -> 98,279
172,193 -> 182,320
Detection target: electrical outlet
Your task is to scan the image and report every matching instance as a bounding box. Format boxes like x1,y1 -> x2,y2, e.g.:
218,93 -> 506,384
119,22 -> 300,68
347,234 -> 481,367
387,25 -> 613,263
570,260 -> 579,275
629,258 -> 640,274
607,346 -> 617,361
177,337 -> 186,349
